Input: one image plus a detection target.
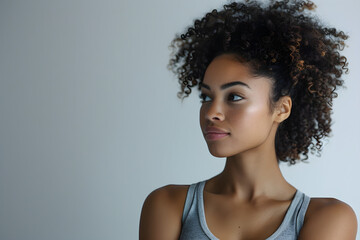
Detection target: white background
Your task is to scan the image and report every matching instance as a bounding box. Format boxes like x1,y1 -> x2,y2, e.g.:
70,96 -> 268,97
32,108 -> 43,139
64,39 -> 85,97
0,0 -> 359,239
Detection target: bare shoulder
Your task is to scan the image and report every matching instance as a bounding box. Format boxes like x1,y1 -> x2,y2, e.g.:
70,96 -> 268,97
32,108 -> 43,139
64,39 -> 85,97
298,197 -> 358,240
139,184 -> 190,240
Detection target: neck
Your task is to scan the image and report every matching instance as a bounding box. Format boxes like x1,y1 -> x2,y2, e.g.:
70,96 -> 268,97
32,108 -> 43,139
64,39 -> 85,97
206,125 -> 295,202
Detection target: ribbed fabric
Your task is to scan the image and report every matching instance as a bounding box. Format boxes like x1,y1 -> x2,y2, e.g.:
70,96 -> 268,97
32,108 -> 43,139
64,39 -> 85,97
179,180 -> 310,240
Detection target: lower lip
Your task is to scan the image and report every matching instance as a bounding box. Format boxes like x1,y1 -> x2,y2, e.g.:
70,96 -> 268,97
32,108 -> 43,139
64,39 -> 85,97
205,133 -> 229,141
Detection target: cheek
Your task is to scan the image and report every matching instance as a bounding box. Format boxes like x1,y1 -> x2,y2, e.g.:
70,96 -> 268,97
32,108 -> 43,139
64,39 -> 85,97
230,103 -> 272,135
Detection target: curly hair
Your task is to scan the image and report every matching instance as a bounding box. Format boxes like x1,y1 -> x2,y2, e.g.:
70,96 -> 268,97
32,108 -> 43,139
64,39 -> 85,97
167,0 -> 349,165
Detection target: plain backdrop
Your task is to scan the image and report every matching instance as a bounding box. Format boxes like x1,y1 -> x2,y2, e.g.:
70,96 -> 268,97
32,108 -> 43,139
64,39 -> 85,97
0,0 -> 359,239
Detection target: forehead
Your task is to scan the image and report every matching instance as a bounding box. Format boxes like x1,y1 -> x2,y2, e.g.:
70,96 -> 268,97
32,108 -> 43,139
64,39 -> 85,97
202,54 -> 273,91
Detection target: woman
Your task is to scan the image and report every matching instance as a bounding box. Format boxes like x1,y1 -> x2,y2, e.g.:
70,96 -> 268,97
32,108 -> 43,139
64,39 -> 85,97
139,0 -> 358,239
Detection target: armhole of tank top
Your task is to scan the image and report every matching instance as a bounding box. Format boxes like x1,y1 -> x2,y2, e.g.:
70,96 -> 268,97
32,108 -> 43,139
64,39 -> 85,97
181,184 -> 196,225
296,193 -> 311,235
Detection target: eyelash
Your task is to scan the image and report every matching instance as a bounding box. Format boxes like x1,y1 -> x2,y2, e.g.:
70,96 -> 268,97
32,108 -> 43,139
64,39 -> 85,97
199,93 -> 244,103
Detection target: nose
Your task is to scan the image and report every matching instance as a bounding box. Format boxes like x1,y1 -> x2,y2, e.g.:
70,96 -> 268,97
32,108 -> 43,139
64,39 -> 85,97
205,101 -> 225,122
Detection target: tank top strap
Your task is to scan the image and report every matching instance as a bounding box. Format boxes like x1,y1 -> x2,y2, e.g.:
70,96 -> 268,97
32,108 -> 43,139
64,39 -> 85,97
295,190 -> 311,235
181,182 -> 199,224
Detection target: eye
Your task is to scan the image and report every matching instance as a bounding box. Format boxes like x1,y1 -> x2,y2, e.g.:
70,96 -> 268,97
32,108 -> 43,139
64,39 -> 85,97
228,93 -> 243,101
199,93 -> 211,103
199,93 -> 243,103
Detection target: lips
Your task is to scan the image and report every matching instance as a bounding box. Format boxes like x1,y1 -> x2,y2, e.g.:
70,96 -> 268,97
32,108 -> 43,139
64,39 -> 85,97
204,126 -> 230,141
205,126 -> 230,134
205,132 -> 229,141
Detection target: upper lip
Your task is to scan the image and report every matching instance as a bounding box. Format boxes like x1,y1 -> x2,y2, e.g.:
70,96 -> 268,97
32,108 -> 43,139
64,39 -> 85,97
205,126 -> 230,134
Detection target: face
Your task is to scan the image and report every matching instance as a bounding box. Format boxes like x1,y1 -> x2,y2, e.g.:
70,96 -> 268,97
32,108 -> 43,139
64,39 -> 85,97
199,54 -> 277,158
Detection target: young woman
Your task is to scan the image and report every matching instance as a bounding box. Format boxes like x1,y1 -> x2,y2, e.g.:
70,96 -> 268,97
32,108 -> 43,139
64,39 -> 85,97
139,0 -> 358,239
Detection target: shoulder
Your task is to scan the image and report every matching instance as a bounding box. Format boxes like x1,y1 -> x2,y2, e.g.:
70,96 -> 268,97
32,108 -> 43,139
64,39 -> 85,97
139,184 -> 190,240
298,197 -> 358,240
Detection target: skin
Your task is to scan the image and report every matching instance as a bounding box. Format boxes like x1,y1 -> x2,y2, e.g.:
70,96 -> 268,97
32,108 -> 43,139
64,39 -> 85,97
139,54 -> 358,240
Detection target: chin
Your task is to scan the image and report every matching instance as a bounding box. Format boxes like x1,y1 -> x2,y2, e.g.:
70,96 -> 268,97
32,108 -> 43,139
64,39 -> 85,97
206,140 -> 256,158
209,152 -> 228,158
207,145 -> 235,158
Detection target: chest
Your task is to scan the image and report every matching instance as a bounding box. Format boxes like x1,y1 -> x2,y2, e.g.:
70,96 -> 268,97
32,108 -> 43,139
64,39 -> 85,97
203,194 -> 292,240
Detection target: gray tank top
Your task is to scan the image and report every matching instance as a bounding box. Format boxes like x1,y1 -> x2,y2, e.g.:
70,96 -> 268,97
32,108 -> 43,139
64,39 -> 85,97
179,180 -> 311,240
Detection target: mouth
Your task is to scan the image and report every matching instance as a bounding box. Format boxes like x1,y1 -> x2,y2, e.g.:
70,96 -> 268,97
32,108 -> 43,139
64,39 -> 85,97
205,126 -> 230,134
205,132 -> 230,141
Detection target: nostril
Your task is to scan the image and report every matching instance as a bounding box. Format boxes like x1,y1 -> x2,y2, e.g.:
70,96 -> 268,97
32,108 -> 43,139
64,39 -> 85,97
207,112 -> 224,121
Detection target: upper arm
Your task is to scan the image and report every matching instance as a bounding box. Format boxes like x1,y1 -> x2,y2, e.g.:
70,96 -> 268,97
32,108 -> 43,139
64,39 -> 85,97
139,185 -> 188,240
298,198 -> 358,240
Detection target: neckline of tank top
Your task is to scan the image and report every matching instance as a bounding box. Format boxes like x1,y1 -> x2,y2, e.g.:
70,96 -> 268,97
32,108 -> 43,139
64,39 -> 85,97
197,180 -> 302,240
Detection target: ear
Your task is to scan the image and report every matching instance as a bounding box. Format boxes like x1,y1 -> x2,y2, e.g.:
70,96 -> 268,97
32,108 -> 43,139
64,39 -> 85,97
273,96 -> 292,123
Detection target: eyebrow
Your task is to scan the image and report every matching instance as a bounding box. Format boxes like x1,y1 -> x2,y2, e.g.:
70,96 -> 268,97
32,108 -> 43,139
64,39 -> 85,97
200,81 -> 251,90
